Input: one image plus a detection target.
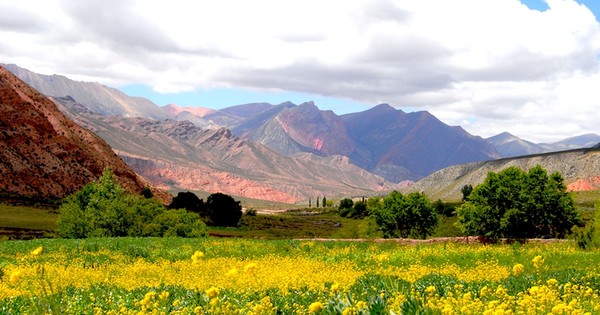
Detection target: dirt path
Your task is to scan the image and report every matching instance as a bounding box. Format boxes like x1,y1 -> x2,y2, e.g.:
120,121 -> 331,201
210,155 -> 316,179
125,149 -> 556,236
294,236 -> 568,244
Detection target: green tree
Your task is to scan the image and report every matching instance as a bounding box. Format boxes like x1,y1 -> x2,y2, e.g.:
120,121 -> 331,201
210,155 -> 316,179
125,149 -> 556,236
372,191 -> 439,239
58,168 -> 207,238
322,196 -> 327,208
456,165 -> 580,239
352,200 -> 368,219
339,198 -> 354,217
461,184 -> 473,201
168,191 -> 206,215
205,193 -> 242,227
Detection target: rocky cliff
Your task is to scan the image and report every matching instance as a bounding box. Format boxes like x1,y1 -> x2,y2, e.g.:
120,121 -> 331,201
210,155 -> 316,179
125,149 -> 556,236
0,65 -> 155,202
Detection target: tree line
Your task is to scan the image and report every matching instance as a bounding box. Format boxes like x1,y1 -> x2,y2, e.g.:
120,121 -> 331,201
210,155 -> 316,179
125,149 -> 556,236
338,165 -> 581,240
58,168 -> 243,238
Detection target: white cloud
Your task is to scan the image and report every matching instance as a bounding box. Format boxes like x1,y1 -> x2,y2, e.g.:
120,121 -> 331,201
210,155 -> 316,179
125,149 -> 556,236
0,0 -> 599,142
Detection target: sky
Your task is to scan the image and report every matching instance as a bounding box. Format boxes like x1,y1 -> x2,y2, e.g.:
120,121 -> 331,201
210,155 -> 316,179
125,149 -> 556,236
1,0 -> 599,143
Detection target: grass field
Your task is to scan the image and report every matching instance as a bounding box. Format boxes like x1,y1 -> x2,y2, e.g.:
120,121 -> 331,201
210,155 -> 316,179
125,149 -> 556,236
0,204 -> 57,240
1,238 -> 599,314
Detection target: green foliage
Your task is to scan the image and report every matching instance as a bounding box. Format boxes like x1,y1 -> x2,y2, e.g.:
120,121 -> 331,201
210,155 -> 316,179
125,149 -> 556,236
461,184 -> 473,201
338,198 -> 354,217
168,191 -> 206,215
574,201 -> 600,249
372,191 -> 439,239
456,165 -> 581,239
205,193 -> 242,227
57,168 -> 207,238
433,199 -> 458,217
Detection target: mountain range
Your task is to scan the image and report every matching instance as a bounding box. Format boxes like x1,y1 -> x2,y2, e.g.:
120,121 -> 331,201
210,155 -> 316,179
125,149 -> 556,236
487,132 -> 600,158
3,63 -> 599,203
0,65 -> 162,202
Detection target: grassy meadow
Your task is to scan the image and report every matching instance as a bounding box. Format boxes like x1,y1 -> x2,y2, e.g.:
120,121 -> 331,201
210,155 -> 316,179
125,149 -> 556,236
1,238 -> 600,314
1,191 -> 599,314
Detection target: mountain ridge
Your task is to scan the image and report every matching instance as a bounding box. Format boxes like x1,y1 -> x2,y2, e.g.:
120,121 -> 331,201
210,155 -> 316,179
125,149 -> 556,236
0,65 -> 163,202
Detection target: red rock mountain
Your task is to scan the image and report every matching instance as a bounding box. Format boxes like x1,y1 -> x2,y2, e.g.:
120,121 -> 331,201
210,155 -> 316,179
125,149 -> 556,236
53,95 -> 397,203
0,65 -> 153,201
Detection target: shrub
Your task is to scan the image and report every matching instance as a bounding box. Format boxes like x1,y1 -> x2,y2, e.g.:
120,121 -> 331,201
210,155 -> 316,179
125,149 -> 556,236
574,201 -> 600,249
372,191 -> 439,239
456,165 -> 581,239
57,168 -> 207,238
205,193 -> 242,227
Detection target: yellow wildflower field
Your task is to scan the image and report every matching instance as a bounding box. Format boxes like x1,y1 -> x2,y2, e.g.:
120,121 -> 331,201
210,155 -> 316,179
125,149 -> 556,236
0,238 -> 599,314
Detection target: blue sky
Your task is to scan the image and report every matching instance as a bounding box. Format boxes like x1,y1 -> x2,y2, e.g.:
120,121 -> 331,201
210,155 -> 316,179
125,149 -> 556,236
121,84 -> 371,114
2,0 -> 599,142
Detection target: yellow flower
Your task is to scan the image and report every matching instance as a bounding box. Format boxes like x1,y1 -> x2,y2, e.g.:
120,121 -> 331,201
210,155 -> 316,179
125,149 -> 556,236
330,282 -> 339,292
225,268 -> 238,277
158,291 -> 170,300
309,301 -> 324,313
356,301 -> 367,309
244,262 -> 258,274
425,285 -> 437,295
532,255 -> 544,269
9,270 -> 21,283
205,286 -> 220,299
512,263 -> 524,275
191,251 -> 204,264
30,246 -> 43,256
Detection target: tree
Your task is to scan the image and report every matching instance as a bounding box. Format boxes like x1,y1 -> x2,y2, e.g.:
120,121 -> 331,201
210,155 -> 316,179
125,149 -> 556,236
322,196 -> 327,208
205,193 -> 242,227
339,198 -> 354,217
461,184 -> 473,201
168,191 -> 206,215
456,165 -> 580,239
352,200 -> 368,219
372,191 -> 439,239
58,168 -> 207,238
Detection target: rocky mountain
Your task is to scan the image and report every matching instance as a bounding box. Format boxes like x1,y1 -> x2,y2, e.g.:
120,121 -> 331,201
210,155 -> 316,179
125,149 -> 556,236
0,65 -> 156,202
217,102 -> 500,182
486,132 -> 546,157
53,97 -> 397,203
162,104 -> 218,129
539,134 -> 600,152
162,104 -> 215,118
487,132 -> 600,158
342,104 -> 500,182
3,64 -> 169,120
407,146 -> 600,201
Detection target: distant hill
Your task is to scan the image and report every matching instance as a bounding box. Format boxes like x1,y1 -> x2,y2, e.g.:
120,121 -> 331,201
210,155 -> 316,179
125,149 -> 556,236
487,132 -> 600,158
3,64 -> 169,120
407,146 -> 600,201
0,65 -> 155,202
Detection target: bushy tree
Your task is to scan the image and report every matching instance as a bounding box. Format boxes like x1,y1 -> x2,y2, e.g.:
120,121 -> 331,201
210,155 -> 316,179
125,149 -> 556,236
574,201 -> 600,249
372,191 -> 439,239
205,192 -> 242,227
339,198 -> 354,217
168,191 -> 206,215
456,165 -> 580,239
461,184 -> 473,201
58,168 -> 207,238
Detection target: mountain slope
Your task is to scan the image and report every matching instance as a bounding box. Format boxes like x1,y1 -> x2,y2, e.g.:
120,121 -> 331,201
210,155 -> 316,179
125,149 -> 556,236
407,147 -> 600,200
342,104 -> 500,181
486,132 -> 545,157
488,132 -> 600,157
0,65 -> 153,201
53,97 -> 397,203
4,64 -> 168,120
